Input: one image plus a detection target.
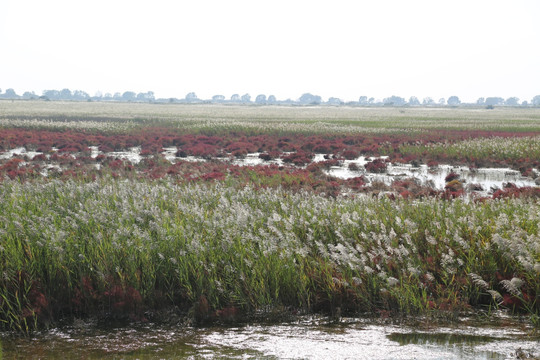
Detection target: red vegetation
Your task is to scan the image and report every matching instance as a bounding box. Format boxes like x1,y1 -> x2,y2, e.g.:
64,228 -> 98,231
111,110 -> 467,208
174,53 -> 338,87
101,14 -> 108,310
281,151 -> 314,166
201,171 -> 226,181
391,178 -> 439,199
1,127 -> 539,171
342,149 -> 359,160
104,284 -> 143,319
344,176 -> 367,191
445,172 -> 460,182
492,183 -> 540,199
365,158 -> 388,173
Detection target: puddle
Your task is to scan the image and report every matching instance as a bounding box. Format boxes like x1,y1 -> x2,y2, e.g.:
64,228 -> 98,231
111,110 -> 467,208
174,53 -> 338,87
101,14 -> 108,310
230,152 -> 285,166
107,146 -> 142,164
0,147 -> 42,160
161,146 -> 178,162
88,145 -> 101,158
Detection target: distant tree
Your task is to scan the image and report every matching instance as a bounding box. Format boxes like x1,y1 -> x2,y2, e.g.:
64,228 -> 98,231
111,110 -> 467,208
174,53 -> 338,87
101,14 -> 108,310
241,93 -> 251,103
485,97 -> 504,106
43,90 -> 60,100
438,98 -> 446,105
422,97 -> 434,105
447,96 -> 461,105
212,95 -> 225,102
267,95 -> 277,104
532,95 -> 540,106
476,97 -> 485,105
358,96 -> 368,105
122,91 -> 136,101
136,91 -> 155,102
7,89 -> 19,98
408,96 -> 420,105
185,92 -> 198,102
299,93 -> 322,105
368,97 -> 375,104
505,97 -> 519,106
113,92 -> 122,100
383,95 -> 406,106
73,90 -> 90,100
22,91 -> 37,99
59,88 -> 72,100
255,94 -> 267,104
522,100 -> 528,106
327,97 -> 343,105
230,94 -> 240,102
103,93 -> 112,100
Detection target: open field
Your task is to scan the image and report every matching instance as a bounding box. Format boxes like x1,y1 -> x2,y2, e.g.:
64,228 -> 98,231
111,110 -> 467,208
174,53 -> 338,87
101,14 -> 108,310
0,101 -> 539,333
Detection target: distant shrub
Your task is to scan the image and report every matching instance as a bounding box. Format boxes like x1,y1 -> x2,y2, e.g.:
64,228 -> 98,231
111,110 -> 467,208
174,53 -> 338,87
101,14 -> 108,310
365,158 -> 387,173
445,172 -> 460,182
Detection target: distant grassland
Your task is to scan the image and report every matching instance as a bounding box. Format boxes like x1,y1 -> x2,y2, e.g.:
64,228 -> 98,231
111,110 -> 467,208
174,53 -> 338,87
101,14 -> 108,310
1,100 -> 540,134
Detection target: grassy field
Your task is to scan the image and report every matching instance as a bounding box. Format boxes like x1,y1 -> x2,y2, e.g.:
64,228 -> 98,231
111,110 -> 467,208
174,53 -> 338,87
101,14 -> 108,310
2,100 -> 540,133
0,101 -> 539,333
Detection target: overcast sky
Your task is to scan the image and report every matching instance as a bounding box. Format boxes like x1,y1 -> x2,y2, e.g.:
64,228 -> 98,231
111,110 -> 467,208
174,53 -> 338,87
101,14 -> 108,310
1,0 -> 539,102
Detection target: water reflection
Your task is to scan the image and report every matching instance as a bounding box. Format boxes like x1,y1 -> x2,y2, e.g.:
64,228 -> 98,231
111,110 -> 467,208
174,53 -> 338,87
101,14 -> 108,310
388,331 -> 504,346
1,316 -> 538,359
387,332 -> 505,359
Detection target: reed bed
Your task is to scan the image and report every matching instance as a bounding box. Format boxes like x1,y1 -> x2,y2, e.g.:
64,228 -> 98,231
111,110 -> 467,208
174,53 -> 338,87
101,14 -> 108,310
399,136 -> 540,164
0,178 -> 538,333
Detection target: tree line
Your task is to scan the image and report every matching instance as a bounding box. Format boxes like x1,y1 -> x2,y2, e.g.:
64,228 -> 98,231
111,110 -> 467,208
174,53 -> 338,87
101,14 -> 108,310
1,87 -> 539,107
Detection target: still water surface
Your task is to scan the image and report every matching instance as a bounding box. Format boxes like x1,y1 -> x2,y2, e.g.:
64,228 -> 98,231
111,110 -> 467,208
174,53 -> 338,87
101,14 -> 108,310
1,316 -> 538,359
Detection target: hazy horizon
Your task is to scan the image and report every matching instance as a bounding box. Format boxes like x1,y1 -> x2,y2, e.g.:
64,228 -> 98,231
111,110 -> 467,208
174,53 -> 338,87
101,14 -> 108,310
1,0 -> 539,103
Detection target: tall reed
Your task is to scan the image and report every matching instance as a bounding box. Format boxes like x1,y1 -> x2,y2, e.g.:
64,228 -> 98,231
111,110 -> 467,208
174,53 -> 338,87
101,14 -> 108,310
0,178 -> 538,333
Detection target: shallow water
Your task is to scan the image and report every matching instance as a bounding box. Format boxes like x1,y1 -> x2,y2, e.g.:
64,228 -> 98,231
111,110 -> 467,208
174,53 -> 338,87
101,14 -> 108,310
325,162 -> 538,194
100,148 -> 540,193
0,147 -> 42,160
2,147 -> 538,194
1,316 -> 538,359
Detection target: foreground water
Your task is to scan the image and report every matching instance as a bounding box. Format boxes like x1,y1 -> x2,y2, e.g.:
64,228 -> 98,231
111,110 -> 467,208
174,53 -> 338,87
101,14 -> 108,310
1,316 -> 538,359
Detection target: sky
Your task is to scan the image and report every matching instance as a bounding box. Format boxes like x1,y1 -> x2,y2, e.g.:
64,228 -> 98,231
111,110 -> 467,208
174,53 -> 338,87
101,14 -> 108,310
1,0 -> 539,103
